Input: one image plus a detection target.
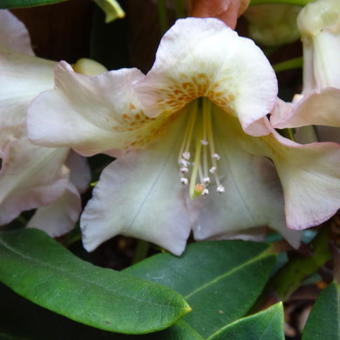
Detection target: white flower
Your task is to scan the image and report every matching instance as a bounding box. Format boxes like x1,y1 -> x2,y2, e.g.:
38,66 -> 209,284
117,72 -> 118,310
0,10 -> 91,236
271,0 -> 340,134
28,18 -> 340,255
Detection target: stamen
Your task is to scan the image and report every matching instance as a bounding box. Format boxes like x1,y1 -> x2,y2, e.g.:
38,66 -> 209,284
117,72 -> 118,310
202,188 -> 209,195
216,185 -> 225,193
178,98 -> 225,198
180,159 -> 190,167
182,151 -> 191,160
181,177 -> 188,185
178,102 -> 197,166
203,177 -> 210,184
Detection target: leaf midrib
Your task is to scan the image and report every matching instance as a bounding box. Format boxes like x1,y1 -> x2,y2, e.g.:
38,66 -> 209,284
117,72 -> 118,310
0,235 -> 181,310
185,249 -> 271,299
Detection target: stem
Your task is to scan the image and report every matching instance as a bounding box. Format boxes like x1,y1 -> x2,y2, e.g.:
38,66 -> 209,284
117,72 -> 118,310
251,0 -> 314,5
157,0 -> 169,34
175,0 -> 186,18
270,227 -> 332,300
63,228 -> 82,247
132,240 -> 150,264
286,128 -> 296,141
273,57 -> 303,73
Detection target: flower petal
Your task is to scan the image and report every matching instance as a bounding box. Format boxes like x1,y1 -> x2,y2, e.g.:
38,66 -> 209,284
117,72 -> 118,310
28,61 -> 169,156
271,88 -> 340,129
0,10 -> 34,55
316,126 -> 340,143
191,107 -> 300,247
80,117 -> 193,255
0,48 -> 54,125
0,135 -> 70,224
27,183 -> 81,237
264,132 -> 340,230
65,151 -> 91,193
244,125 -> 340,230
136,17 -> 277,136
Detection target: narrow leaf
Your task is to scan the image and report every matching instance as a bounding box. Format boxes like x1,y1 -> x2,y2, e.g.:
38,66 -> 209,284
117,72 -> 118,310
125,241 -> 276,338
208,303 -> 285,340
302,282 -> 340,340
0,229 -> 190,334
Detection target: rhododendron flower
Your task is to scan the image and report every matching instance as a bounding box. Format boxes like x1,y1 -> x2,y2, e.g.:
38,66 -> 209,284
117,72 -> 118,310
28,18 -> 340,255
0,10 -> 91,235
271,0 -> 340,134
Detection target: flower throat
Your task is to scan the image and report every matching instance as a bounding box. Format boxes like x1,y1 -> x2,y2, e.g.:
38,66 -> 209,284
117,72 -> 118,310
178,98 -> 224,199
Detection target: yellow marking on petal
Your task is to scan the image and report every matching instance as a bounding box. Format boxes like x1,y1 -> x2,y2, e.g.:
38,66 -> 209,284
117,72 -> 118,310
156,73 -> 236,118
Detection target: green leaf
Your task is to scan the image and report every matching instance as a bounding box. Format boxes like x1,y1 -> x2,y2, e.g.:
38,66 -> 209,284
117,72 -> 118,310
94,0 -> 125,23
125,241 -> 276,338
208,303 -> 285,340
0,229 -> 190,334
0,0 -> 68,9
302,282 -> 340,340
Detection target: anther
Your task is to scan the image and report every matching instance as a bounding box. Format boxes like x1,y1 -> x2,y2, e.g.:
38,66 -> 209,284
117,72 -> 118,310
216,185 -> 225,193
181,178 -> 188,185
200,139 -> 208,146
212,153 -> 221,160
180,167 -> 189,173
182,152 -> 191,160
203,177 -> 210,184
202,188 -> 209,195
209,166 -> 217,174
180,159 -> 190,167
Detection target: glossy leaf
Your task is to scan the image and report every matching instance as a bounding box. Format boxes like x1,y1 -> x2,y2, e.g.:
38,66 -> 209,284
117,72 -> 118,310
125,241 -> 276,338
302,282 -> 340,340
0,229 -> 190,334
209,303 -> 285,340
0,0 -> 67,8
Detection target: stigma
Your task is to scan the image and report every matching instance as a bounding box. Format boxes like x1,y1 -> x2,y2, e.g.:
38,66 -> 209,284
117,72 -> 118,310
178,98 -> 225,199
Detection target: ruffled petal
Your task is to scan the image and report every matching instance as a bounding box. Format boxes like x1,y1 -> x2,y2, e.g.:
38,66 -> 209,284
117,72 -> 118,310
271,88 -> 340,129
27,153 -> 90,236
0,10 -> 34,55
265,133 -> 340,230
80,117 -> 193,255
191,107 -> 300,247
0,48 -> 54,127
0,136 -> 70,224
27,183 -> 81,237
28,61 -> 172,156
243,125 -> 340,230
136,17 -> 277,136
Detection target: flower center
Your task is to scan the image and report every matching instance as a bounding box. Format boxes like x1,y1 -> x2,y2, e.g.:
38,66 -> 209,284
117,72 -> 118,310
178,98 -> 224,199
